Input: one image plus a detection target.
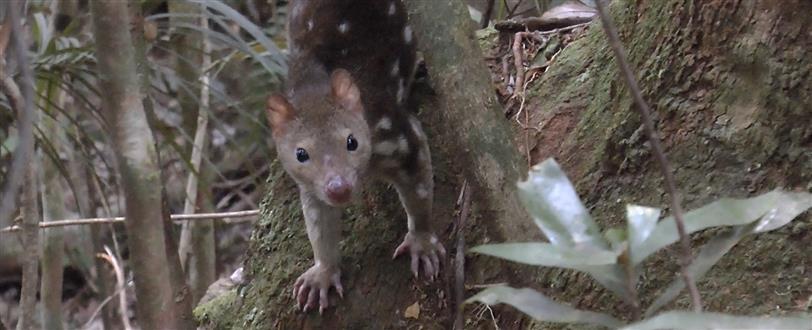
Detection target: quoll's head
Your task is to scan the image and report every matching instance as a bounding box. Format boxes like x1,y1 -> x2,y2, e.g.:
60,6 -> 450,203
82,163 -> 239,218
266,69 -> 371,207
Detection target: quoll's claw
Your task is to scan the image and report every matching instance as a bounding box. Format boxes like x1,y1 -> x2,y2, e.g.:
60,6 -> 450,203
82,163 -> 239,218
292,264 -> 343,313
393,232 -> 446,280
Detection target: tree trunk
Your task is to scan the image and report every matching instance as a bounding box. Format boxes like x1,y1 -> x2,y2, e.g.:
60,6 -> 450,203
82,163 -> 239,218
194,0 -> 538,328
2,2 -> 40,328
90,2 -> 193,329
40,94 -> 66,330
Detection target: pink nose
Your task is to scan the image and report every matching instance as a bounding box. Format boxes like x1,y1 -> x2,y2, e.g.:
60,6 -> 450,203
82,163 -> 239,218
325,176 -> 352,203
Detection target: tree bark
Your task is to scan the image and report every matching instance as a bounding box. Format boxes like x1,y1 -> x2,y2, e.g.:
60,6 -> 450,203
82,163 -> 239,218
40,96 -> 66,330
90,2 -> 193,329
2,2 -> 40,329
129,2 -> 197,327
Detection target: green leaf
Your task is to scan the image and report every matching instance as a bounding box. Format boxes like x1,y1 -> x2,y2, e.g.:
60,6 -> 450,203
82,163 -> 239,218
644,226 -> 751,317
632,190 -> 812,264
516,158 -> 629,300
626,204 -> 660,263
467,286 -> 623,328
471,243 -> 619,268
517,159 -> 607,249
621,311 -> 812,330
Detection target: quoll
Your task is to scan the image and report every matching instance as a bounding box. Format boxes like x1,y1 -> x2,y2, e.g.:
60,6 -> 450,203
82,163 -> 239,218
265,0 -> 445,314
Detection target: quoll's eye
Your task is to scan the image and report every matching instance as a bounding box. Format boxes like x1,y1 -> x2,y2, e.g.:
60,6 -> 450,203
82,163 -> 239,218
295,148 -> 309,163
346,134 -> 358,151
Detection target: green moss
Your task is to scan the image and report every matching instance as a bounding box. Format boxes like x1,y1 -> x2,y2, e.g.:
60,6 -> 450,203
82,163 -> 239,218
194,289 -> 238,329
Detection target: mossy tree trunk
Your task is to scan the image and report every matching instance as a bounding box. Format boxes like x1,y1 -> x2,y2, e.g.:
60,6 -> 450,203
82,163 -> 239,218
197,0 -> 811,328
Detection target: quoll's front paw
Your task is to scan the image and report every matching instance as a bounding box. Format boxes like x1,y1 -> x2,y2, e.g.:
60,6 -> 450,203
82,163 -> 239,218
293,264 -> 343,314
393,231 -> 447,281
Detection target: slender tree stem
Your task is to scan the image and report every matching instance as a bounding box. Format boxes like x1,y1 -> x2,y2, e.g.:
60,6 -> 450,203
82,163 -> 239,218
593,0 -> 702,312
0,0 -> 35,230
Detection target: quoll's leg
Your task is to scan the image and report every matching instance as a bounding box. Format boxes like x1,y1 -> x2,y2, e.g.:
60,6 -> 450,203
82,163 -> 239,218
294,190 -> 344,314
392,117 -> 446,280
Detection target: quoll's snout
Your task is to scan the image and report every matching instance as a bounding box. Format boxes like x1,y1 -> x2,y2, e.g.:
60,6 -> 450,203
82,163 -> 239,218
325,176 -> 352,204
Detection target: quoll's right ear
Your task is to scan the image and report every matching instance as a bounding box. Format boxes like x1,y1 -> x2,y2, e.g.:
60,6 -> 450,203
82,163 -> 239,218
266,94 -> 295,136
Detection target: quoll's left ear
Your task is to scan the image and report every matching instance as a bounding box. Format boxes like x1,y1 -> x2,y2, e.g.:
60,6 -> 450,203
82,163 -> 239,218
330,69 -> 363,113
266,94 -> 295,137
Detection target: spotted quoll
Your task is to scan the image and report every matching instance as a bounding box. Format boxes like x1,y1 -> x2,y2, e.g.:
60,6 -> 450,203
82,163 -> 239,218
265,0 -> 445,313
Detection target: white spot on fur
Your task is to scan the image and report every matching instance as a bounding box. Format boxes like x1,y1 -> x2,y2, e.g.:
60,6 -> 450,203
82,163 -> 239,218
291,3 -> 303,18
376,117 -> 392,131
410,117 -> 428,144
418,150 -> 429,164
416,184 -> 429,199
391,59 -> 400,77
341,49 -> 348,56
307,19 -> 314,30
396,78 -> 405,105
338,21 -> 350,33
403,25 -> 413,44
373,140 -> 398,155
397,135 -> 409,154
388,2 -> 396,15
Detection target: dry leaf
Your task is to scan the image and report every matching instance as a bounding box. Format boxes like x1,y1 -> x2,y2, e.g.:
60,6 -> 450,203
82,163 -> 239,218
404,302 -> 420,319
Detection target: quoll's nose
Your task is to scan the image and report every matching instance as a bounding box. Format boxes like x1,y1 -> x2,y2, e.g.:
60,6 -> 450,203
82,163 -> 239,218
325,176 -> 352,204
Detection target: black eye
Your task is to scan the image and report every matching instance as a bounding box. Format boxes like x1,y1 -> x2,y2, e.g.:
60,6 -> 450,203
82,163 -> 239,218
295,148 -> 309,163
346,134 -> 358,151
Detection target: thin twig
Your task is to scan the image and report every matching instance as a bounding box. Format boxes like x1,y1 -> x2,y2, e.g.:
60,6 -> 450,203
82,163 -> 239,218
179,6 -> 213,271
99,247 -> 133,330
593,0 -> 702,312
82,277 -> 131,330
453,181 -> 471,330
511,31 -> 528,99
0,210 -> 260,233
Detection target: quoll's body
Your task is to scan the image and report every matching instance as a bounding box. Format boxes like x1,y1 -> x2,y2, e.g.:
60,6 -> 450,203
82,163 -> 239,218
265,0 -> 445,313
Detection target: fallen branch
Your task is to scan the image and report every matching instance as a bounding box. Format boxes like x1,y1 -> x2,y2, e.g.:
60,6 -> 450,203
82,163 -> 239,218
453,181 -> 471,330
0,210 -> 259,233
593,0 -> 702,312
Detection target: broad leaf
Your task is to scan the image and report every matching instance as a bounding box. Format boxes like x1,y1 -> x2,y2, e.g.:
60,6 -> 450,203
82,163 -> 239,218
517,159 -> 607,249
579,264 -> 631,302
632,190 -> 812,264
515,158 -> 628,300
467,286 -> 622,328
471,242 -> 619,268
626,205 -> 660,263
622,311 -> 812,330
644,226 -> 751,317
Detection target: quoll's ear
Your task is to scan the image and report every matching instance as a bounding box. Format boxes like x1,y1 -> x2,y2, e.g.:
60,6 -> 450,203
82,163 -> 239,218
266,94 -> 295,135
330,69 -> 363,113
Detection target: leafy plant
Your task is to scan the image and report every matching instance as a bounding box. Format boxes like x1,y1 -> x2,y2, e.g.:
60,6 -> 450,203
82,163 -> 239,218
467,158 -> 812,329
